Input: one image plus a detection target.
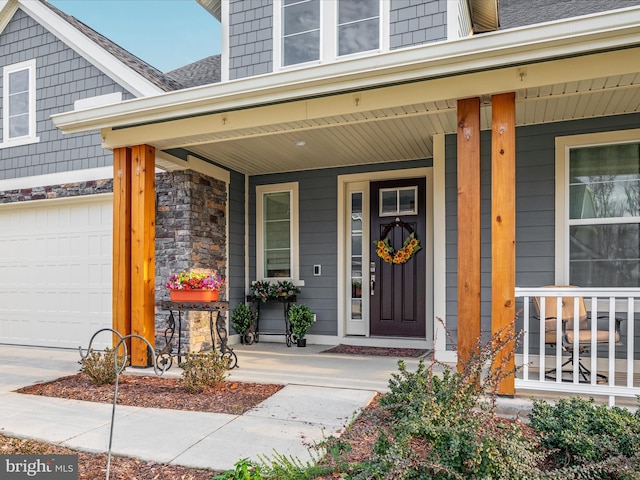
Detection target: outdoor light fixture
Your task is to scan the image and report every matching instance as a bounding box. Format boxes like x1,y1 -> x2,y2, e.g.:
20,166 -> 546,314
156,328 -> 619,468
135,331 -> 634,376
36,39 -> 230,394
292,140 -> 306,146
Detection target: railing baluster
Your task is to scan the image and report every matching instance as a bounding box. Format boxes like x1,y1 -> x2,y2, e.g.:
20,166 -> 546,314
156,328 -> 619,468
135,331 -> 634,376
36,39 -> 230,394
590,296 -> 597,385
523,297 -> 530,381
513,287 -> 640,406
627,297 -> 635,388
609,297 -> 616,386
539,298 -> 546,382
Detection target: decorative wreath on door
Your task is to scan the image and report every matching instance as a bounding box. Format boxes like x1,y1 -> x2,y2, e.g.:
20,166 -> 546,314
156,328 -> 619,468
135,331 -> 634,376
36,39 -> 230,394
374,219 -> 421,265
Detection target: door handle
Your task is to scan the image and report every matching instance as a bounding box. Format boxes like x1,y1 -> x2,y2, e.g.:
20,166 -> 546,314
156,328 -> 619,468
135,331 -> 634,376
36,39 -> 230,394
370,275 -> 375,296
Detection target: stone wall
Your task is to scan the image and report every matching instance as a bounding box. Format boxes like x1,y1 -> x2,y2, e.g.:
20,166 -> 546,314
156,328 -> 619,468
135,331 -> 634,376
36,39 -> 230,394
155,170 -> 227,354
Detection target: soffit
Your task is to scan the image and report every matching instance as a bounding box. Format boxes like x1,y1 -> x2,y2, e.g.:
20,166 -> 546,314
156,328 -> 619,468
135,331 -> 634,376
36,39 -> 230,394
143,70 -> 640,176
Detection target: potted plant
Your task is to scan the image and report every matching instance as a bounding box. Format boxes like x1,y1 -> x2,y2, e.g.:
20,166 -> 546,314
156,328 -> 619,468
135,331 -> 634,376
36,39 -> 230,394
272,280 -> 301,300
166,270 -> 226,302
250,280 -> 272,302
288,304 -> 314,347
231,303 -> 256,344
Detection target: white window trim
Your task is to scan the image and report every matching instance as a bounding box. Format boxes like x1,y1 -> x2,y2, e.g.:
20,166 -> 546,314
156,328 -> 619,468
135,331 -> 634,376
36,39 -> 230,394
555,128 -> 640,284
256,182 -> 303,285
273,0 -> 389,71
1,59 -> 39,149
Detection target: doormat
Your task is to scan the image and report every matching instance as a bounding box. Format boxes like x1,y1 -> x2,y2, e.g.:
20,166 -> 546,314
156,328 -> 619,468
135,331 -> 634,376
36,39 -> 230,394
322,344 -> 430,358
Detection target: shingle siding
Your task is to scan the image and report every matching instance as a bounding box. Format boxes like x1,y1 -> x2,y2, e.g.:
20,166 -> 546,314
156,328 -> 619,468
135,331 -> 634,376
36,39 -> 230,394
228,0 -> 273,80
390,0 -> 447,49
0,9 -> 134,180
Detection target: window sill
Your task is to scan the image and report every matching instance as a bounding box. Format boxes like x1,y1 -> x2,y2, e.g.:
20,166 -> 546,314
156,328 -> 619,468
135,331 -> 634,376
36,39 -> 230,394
0,136 -> 40,149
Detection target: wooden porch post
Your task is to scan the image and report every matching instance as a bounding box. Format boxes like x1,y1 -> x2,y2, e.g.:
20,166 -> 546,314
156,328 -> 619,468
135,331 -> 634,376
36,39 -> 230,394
112,145 -> 156,367
457,97 -> 481,370
112,147 -> 131,353
130,145 -> 156,366
491,93 -> 516,395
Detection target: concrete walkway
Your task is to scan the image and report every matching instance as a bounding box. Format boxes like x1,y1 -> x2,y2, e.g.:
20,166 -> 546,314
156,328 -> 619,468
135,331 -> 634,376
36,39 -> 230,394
0,343 -> 417,472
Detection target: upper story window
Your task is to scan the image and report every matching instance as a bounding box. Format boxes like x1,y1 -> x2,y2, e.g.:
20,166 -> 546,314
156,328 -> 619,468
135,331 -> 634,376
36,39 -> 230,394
556,131 -> 640,288
2,59 -> 39,148
276,0 -> 385,69
283,0 -> 320,66
338,0 -> 379,56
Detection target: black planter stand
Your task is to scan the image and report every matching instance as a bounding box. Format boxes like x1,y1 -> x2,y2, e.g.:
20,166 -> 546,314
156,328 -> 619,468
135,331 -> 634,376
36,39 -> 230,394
296,338 -> 306,347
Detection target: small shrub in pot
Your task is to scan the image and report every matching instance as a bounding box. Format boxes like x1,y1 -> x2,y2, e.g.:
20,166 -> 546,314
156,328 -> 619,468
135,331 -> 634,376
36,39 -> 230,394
288,304 -> 314,346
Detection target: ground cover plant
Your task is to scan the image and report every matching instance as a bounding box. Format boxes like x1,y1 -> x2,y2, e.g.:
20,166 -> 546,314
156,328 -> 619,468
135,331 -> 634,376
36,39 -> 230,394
8,325 -> 640,479
216,322 -> 640,480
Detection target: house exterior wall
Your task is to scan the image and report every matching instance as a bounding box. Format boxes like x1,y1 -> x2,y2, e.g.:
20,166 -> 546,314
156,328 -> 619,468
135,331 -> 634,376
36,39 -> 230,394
248,159 -> 430,337
444,112 -> 640,351
228,0 -> 273,80
227,0 -> 449,81
0,8 -> 134,180
228,170 -> 246,310
390,0 -> 448,48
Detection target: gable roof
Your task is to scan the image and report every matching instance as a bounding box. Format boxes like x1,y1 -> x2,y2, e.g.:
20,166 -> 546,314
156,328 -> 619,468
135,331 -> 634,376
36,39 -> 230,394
40,0 -> 183,92
499,0 -> 640,29
166,55 -> 221,88
0,0 -> 185,96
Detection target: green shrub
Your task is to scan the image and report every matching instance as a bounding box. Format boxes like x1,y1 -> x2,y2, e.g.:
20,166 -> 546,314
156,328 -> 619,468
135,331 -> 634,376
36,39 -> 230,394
530,397 -> 640,468
179,351 -> 228,393
355,322 -> 544,480
288,304 -> 314,340
213,458 -> 263,480
78,347 -> 127,386
232,303 -> 255,335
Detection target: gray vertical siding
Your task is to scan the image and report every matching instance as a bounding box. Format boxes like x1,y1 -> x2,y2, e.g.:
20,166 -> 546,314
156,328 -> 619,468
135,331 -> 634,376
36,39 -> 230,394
0,8 -> 135,180
248,160 -> 430,336
228,0 -> 273,80
445,113 -> 640,350
390,0 -> 447,49
228,170 -> 246,309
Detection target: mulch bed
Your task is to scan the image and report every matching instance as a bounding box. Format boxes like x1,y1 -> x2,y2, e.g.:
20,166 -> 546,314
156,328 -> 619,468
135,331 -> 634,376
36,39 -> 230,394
322,344 -> 430,358
15,373 -> 283,416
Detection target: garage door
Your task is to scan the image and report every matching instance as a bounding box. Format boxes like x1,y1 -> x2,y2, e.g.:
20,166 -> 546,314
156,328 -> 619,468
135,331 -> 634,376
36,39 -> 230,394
0,194 -> 112,349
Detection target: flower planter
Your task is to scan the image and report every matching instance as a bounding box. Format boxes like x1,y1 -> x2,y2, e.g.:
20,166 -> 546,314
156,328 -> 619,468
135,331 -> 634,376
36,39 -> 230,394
170,289 -> 219,302
296,338 -> 307,347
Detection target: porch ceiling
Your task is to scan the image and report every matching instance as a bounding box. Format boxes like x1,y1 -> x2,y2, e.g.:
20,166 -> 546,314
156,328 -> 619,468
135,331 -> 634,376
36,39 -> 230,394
154,71 -> 640,176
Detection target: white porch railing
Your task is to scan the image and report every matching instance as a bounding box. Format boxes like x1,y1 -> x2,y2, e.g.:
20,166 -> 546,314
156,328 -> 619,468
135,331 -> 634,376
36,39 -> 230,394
515,287 -> 640,406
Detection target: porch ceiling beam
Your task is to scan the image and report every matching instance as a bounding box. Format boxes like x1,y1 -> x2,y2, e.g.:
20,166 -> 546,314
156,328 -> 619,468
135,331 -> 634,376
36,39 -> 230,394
98,48 -> 640,151
457,97 -> 481,370
491,92 -> 516,396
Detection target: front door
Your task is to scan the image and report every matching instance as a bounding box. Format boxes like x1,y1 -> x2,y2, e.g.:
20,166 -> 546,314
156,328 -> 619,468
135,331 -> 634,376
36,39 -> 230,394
370,178 -> 426,337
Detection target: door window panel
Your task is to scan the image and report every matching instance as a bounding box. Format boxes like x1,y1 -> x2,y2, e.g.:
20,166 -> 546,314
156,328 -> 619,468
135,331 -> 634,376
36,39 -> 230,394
569,143 -> 640,287
350,192 -> 363,318
379,186 -> 418,216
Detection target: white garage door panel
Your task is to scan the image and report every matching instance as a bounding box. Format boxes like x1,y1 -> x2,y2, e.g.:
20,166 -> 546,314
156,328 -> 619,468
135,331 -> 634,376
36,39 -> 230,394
0,195 -> 112,349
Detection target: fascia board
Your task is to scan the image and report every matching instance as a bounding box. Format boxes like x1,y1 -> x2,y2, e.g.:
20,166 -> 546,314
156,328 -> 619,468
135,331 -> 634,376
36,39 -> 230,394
17,0 -> 164,97
0,0 -> 18,34
51,6 -> 640,134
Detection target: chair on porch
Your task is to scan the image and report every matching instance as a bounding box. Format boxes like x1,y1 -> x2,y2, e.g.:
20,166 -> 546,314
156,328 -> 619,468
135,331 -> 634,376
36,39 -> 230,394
532,286 -> 622,383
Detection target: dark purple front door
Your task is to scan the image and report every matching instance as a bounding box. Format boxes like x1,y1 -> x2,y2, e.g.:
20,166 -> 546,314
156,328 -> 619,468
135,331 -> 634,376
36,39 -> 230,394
370,178 -> 426,337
